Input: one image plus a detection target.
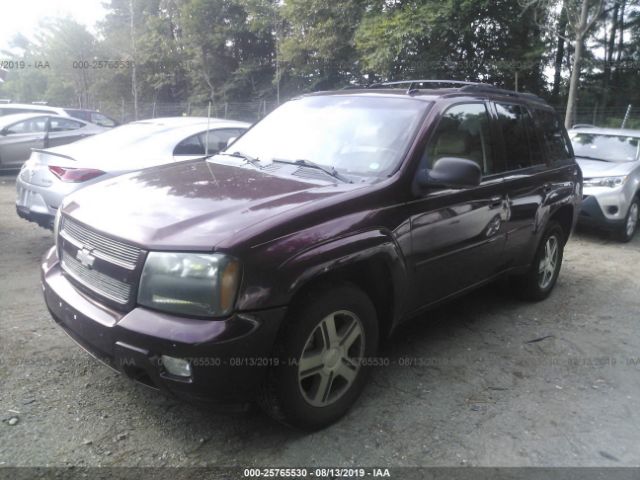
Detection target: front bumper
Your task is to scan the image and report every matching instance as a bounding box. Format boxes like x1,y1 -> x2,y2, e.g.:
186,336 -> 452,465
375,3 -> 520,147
578,194 -> 626,230
41,246 -> 285,405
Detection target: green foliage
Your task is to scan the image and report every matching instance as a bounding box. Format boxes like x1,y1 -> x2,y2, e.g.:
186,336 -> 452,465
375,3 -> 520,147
0,0 -> 637,126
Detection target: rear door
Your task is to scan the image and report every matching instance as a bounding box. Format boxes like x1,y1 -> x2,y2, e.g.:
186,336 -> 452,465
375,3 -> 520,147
46,117 -> 91,147
490,101 -> 551,267
407,102 -> 510,311
0,116 -> 47,166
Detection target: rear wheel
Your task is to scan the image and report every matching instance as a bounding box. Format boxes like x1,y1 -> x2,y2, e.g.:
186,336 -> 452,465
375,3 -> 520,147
258,282 -> 378,430
617,198 -> 639,242
512,221 -> 565,301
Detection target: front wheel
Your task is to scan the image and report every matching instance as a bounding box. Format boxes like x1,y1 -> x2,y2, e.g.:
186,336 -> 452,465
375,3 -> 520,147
512,221 -> 565,301
617,198 -> 639,242
258,282 -> 378,430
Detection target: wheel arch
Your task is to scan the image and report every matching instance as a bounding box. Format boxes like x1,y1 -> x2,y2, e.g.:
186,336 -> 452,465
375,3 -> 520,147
549,204 -> 575,244
280,231 -> 408,341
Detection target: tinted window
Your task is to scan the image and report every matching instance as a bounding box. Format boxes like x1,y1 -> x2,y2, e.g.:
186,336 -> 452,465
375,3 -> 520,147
496,103 -> 542,170
49,117 -> 84,131
174,134 -> 205,156
423,103 -> 495,174
534,110 -> 573,163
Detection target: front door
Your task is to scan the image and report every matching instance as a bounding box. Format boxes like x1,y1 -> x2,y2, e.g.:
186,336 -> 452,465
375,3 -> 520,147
0,116 -> 47,166
406,102 -> 510,313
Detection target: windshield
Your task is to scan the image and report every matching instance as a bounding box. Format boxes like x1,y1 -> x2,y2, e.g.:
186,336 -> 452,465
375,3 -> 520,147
570,132 -> 640,162
226,96 -> 428,178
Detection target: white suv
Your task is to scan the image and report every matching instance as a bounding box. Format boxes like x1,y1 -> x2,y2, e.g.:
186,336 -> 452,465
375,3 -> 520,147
570,127 -> 640,242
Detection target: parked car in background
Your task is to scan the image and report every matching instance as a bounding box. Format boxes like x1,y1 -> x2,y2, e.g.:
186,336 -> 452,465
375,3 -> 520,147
0,103 -> 119,127
16,117 -> 249,228
41,81 -> 581,429
0,113 -> 107,170
570,127 -> 640,241
62,108 -> 119,128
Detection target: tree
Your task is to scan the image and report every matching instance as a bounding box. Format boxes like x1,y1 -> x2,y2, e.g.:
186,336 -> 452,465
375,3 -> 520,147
279,0 -> 367,91
356,0 -> 549,91
562,0 -> 604,127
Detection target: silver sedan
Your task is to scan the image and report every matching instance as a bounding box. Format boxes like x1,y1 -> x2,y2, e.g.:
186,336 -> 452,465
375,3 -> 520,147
0,113 -> 107,170
571,127 -> 640,242
15,117 -> 249,228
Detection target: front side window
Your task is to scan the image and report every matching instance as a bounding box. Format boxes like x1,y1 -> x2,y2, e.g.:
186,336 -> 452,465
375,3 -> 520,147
5,117 -> 47,134
225,96 -> 428,178
422,103 -> 495,175
534,109 -> 572,163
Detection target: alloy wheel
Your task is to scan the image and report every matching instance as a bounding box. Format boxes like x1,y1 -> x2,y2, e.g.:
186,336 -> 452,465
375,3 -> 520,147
298,310 -> 365,407
538,235 -> 559,290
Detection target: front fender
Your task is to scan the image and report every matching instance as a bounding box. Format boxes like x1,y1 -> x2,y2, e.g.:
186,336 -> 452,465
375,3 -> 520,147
236,229 -> 409,322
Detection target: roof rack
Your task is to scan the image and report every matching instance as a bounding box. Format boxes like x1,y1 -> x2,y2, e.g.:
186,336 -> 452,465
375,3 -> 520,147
367,79 -> 546,103
369,79 -> 486,94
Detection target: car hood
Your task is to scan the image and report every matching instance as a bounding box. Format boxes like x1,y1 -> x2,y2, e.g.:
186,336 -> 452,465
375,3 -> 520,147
62,160 -> 357,251
576,157 -> 638,178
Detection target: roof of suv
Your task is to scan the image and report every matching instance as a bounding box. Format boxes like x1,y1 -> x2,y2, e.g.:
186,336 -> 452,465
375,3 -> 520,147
305,80 -> 551,107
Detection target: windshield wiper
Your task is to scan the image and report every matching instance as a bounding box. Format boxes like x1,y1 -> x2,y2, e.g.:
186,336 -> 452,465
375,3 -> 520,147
272,158 -> 352,183
575,154 -> 611,162
215,151 -> 263,169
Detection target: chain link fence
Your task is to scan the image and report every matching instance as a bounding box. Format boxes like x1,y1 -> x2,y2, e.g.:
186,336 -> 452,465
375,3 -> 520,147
93,100 -> 280,124
77,97 -> 640,131
552,105 -> 638,130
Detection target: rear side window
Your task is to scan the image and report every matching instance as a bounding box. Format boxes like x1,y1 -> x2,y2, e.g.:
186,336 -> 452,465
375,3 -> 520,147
49,117 -> 85,131
200,128 -> 246,154
174,134 -> 205,156
533,109 -> 573,163
423,103 -> 495,175
496,103 -> 545,170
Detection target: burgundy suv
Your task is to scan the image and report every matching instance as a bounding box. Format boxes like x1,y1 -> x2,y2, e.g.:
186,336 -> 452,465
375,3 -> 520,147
42,81 -> 582,429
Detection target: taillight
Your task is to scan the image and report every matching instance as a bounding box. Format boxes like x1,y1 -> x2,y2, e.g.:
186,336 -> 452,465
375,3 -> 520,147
49,166 -> 105,183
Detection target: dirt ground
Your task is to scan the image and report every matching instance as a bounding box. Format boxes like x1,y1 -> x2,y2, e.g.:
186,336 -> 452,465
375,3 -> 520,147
1,172 -> 639,468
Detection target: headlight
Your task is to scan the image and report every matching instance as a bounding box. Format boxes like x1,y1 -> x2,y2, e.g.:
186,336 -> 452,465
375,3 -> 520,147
583,176 -> 627,188
53,208 -> 62,248
137,252 -> 241,317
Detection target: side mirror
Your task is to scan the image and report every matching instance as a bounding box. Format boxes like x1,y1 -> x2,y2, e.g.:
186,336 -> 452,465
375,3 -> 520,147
226,137 -> 238,148
0,128 -> 8,136
417,157 -> 482,190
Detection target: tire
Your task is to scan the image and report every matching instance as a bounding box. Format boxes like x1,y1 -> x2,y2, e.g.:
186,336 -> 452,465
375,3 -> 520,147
511,221 -> 565,302
258,282 -> 378,430
616,198 -> 639,243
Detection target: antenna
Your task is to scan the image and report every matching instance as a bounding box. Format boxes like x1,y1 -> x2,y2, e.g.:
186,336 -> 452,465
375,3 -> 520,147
205,100 -> 211,157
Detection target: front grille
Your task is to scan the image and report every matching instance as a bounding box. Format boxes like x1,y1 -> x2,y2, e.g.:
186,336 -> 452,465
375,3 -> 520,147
59,217 -> 146,307
61,218 -> 142,270
61,253 -> 132,304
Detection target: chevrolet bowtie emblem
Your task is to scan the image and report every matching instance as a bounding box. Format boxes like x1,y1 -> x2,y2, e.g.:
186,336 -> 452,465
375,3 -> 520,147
77,248 -> 96,269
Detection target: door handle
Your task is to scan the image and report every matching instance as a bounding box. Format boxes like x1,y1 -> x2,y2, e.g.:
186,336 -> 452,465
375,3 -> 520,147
489,196 -> 503,209
543,183 -> 552,193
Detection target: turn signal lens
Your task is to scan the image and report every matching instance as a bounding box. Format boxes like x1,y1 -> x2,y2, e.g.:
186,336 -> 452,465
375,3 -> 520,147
49,166 -> 105,183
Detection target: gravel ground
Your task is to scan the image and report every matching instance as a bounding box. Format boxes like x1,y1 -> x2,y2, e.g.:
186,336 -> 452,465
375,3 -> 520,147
1,172 -> 639,468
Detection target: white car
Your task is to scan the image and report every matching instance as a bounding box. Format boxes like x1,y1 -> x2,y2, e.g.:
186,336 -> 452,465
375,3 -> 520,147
0,103 -> 119,127
570,127 -> 640,242
16,117 -> 249,228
